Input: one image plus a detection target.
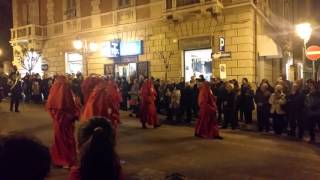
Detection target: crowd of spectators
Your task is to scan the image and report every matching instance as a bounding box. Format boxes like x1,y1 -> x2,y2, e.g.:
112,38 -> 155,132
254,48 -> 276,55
1,69 -> 320,143
122,75 -> 320,143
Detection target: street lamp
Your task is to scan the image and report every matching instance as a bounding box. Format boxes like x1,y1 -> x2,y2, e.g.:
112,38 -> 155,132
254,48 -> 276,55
295,23 -> 313,79
72,38 -> 98,76
73,39 -> 83,50
296,23 -> 312,44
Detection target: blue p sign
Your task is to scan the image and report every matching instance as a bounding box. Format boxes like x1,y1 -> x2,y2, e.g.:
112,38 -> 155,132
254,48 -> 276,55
219,37 -> 225,52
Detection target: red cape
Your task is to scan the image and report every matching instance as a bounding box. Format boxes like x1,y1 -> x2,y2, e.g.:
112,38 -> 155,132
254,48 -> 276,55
81,76 -> 102,105
46,76 -> 79,166
195,82 -> 220,138
140,79 -> 158,126
46,76 -> 79,113
81,80 -> 121,128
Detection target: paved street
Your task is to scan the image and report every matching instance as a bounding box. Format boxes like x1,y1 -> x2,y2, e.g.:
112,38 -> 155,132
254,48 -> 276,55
1,101 -> 320,180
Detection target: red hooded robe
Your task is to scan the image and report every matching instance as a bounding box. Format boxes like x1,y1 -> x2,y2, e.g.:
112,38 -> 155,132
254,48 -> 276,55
195,82 -> 220,138
81,80 -> 122,129
81,76 -> 102,105
46,76 -> 80,166
140,79 -> 158,126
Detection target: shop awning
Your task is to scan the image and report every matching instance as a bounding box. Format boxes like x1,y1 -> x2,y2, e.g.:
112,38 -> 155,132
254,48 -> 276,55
257,35 -> 282,58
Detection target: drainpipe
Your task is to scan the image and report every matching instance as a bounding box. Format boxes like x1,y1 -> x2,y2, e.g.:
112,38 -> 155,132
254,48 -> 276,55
254,8 -> 258,86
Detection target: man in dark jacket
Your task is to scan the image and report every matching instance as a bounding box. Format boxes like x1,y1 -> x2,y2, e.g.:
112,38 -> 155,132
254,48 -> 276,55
222,82 -> 237,129
239,78 -> 254,124
192,79 -> 199,117
0,70 -> 8,102
180,82 -> 193,123
304,81 -> 320,143
286,82 -> 305,137
40,74 -> 50,102
214,79 -> 227,124
8,67 -> 22,112
255,82 -> 272,132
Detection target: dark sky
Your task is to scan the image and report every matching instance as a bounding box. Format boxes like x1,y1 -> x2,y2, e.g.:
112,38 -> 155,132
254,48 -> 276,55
0,0 -> 12,63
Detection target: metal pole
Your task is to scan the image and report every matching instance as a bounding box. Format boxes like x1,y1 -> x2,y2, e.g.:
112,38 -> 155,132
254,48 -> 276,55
302,45 -> 306,79
312,60 -> 316,80
84,40 -> 89,76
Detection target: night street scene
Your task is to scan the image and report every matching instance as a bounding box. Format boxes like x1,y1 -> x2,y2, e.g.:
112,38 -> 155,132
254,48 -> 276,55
1,0 -> 320,180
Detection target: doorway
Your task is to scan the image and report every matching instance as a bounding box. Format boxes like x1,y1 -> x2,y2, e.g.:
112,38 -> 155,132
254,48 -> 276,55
114,63 -> 137,80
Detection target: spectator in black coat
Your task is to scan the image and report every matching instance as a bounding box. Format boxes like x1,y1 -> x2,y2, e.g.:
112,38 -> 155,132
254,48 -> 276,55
222,82 -> 237,129
180,82 -> 193,123
255,82 -> 272,132
22,74 -> 32,102
0,70 -> 8,101
8,68 -> 22,112
154,79 -> 161,113
120,77 -> 130,111
286,82 -> 305,137
71,72 -> 84,104
304,81 -> 320,143
192,79 -> 199,117
239,78 -> 254,124
214,79 -> 226,123
40,74 -> 50,102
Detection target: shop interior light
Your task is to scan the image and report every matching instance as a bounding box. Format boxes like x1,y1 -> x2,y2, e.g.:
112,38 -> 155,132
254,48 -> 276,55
73,39 -> 83,50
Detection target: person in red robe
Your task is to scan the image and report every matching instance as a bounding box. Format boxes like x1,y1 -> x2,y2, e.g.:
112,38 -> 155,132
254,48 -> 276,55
140,79 -> 160,129
195,81 -> 223,139
81,80 -> 122,130
46,76 -> 80,168
81,75 -> 102,105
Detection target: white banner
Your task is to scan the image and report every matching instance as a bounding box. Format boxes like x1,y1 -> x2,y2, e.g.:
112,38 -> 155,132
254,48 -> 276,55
219,64 -> 227,79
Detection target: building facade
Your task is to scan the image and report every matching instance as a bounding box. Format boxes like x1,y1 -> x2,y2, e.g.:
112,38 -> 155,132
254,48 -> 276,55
10,0 -> 297,83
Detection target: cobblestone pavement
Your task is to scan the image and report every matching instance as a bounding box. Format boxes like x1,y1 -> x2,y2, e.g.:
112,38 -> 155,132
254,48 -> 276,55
1,100 -> 320,180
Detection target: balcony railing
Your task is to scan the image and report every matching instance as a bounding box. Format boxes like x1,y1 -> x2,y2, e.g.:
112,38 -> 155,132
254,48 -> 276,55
11,24 -> 47,41
165,0 -> 219,11
11,1 -> 163,41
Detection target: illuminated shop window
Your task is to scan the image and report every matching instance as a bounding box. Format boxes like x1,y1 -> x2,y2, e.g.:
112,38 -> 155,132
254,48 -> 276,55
184,49 -> 212,82
65,53 -> 83,74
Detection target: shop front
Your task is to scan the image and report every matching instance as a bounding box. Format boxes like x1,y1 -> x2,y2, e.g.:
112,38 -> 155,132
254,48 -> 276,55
184,49 -> 212,82
179,36 -> 213,82
103,40 -> 149,80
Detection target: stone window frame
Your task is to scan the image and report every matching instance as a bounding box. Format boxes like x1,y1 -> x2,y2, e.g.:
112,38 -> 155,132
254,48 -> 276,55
118,0 -> 132,9
64,0 -> 77,19
176,0 -> 200,7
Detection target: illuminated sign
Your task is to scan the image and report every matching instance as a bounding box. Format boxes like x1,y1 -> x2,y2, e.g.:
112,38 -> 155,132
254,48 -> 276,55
101,40 -> 120,58
41,64 -> 49,71
102,40 -> 143,58
110,39 -> 120,57
120,40 -> 143,56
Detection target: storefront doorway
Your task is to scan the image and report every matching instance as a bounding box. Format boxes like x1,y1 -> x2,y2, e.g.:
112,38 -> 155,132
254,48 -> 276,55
104,61 -> 150,80
114,63 -> 137,80
184,49 -> 212,82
